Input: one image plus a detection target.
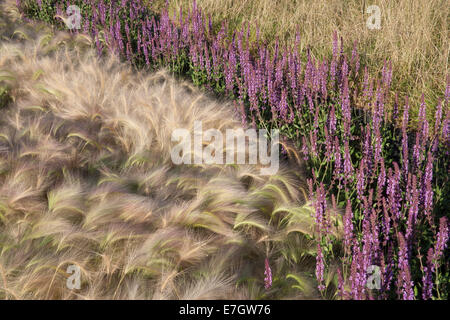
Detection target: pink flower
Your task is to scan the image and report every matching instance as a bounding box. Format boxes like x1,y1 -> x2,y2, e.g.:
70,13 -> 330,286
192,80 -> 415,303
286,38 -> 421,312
264,258 -> 272,289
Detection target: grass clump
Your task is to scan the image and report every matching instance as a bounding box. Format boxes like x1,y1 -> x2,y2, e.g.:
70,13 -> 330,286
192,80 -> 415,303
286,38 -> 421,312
0,1 -> 343,299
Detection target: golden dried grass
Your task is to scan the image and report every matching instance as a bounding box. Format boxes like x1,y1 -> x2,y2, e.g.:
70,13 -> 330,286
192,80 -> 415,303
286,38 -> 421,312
0,1 -> 342,300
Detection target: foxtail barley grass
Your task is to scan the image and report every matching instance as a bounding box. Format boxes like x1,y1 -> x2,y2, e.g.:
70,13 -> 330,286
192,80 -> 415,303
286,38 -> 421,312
0,1 -> 341,299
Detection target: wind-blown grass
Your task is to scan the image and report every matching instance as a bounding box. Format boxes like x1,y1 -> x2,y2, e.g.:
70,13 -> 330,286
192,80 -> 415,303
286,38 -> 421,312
6,0 -> 450,300
0,1 -> 341,299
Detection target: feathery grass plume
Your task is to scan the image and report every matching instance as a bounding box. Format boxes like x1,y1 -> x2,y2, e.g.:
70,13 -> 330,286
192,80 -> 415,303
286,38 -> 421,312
0,1 -> 338,299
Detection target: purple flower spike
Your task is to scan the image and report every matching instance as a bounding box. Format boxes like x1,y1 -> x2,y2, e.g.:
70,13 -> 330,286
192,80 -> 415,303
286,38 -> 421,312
315,243 -> 326,292
397,233 -> 414,300
433,217 -> 449,266
344,199 -> 354,253
264,258 -> 272,290
422,248 -> 434,300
